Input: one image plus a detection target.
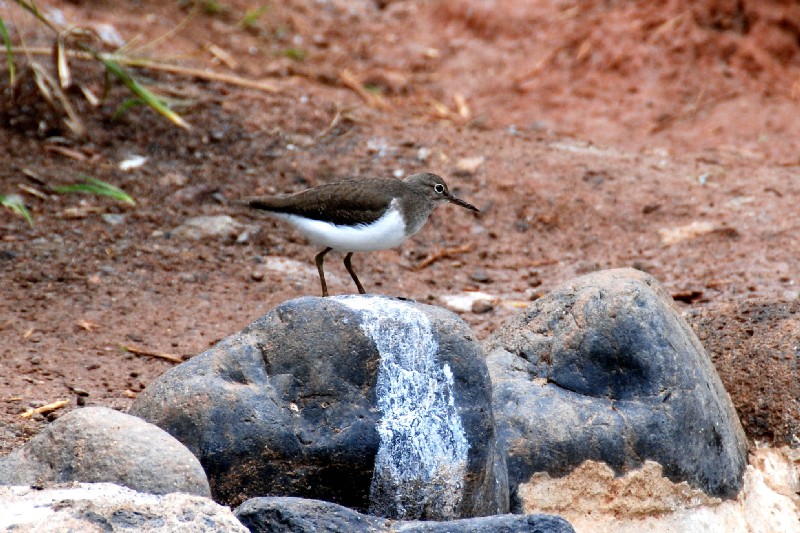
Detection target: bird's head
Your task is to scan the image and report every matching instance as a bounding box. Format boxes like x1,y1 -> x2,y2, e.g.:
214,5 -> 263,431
403,173 -> 479,212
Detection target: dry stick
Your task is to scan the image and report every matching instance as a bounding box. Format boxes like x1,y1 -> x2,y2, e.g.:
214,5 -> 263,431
339,68 -> 390,110
526,258 -> 559,267
17,183 -> 47,199
413,243 -> 473,271
121,344 -> 183,364
10,47 -> 279,93
20,399 -> 69,418
650,91 -> 739,133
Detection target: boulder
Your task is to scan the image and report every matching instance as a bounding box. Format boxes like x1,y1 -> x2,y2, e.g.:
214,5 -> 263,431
235,496 -> 575,533
130,295 -> 508,518
0,483 -> 246,532
0,407 -> 210,497
484,268 -> 748,503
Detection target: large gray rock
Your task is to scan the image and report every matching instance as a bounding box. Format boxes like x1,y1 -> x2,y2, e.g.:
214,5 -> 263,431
235,496 -> 575,533
0,483 -> 246,532
130,295 -> 508,519
0,407 -> 210,497
484,268 -> 748,503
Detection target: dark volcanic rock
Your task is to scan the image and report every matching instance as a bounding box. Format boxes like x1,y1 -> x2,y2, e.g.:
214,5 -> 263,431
235,496 -> 575,533
129,295 -> 508,518
484,268 -> 748,503
0,407 -> 210,496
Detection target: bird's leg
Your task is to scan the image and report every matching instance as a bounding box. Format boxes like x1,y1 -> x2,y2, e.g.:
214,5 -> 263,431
315,247 -> 333,297
343,252 -> 366,294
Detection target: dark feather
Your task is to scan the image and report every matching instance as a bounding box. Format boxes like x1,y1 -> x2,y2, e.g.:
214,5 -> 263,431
246,178 -> 405,226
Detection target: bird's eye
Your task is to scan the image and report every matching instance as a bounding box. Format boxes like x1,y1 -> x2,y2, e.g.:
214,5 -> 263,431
434,184 -> 445,194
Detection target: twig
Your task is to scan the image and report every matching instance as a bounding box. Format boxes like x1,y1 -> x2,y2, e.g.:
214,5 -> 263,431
339,69 -> 390,110
44,144 -> 87,160
526,258 -> 559,267
650,91 -> 738,133
17,183 -> 47,199
122,58 -> 279,93
10,47 -> 279,93
413,243 -> 473,271
20,399 -> 69,418
207,44 -> 238,70
121,344 -> 183,363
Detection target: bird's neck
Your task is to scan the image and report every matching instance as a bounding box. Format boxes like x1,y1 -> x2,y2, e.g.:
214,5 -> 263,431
397,195 -> 437,237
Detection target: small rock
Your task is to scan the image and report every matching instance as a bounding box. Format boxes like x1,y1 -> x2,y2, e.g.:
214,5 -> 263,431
454,156 -> 485,175
0,407 -> 210,496
251,269 -> 265,282
179,272 -> 197,283
658,221 -> 716,246
159,172 -> 188,188
236,496 -> 575,533
0,483 -> 246,532
470,269 -> 492,283
101,214 -> 125,226
171,215 -> 249,242
119,155 -> 147,171
440,291 -> 496,313
471,300 -> 494,314
167,185 -> 218,205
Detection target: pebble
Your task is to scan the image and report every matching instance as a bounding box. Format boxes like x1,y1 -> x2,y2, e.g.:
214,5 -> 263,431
470,269 -> 492,283
251,270 -> 265,282
471,300 -> 494,314
454,156 -> 485,175
101,214 -> 126,226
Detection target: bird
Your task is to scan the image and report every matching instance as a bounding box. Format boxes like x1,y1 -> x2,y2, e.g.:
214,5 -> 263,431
239,172 -> 478,296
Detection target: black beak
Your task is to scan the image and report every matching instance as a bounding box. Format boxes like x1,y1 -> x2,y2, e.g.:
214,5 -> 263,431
446,194 -> 479,212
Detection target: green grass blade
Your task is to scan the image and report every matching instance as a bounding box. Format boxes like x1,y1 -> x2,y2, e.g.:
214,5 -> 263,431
0,18 -> 15,85
53,175 -> 136,205
99,56 -> 191,130
85,49 -> 191,130
0,194 -> 33,225
111,97 -> 145,122
240,5 -> 269,29
283,47 -> 306,61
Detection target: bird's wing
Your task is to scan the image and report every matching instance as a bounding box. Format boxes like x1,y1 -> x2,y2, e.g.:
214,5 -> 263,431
246,179 -> 401,226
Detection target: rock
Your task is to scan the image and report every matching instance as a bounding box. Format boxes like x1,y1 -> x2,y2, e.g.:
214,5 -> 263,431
484,268 -> 748,502
0,483 -> 247,532
685,299 -> 800,446
0,407 -> 210,497
439,291 -> 496,313
130,295 -> 509,518
469,269 -> 492,283
170,215 -> 252,241
516,448 -> 800,533
454,156 -> 485,175
471,300 -> 494,314
235,496 -> 386,532
235,496 -> 575,533
101,213 -> 125,226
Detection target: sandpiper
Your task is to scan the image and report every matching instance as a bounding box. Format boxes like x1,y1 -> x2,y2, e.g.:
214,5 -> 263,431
240,172 -> 478,296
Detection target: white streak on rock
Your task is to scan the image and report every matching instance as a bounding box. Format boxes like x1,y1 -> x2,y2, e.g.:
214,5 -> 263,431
337,296 -> 469,520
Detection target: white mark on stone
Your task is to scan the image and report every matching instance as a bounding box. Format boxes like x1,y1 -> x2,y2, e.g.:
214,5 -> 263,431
337,295 -> 469,520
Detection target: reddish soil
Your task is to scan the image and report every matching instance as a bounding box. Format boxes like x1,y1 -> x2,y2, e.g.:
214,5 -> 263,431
1,0 -> 799,455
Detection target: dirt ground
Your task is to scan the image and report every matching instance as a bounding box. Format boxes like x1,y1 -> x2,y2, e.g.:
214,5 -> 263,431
1,0 -> 799,457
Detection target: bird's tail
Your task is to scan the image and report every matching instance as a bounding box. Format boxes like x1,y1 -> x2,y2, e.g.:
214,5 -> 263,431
233,196 -> 284,211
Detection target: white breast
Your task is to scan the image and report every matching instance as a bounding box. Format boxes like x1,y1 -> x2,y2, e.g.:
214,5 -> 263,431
273,200 -> 408,252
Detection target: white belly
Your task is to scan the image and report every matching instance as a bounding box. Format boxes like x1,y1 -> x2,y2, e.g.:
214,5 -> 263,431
274,203 -> 408,252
